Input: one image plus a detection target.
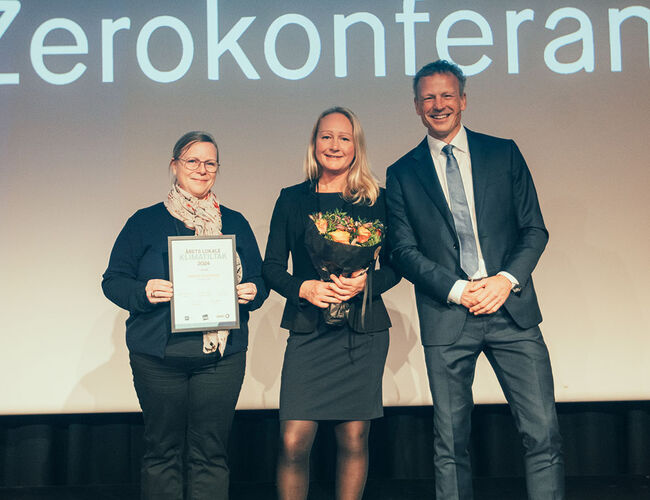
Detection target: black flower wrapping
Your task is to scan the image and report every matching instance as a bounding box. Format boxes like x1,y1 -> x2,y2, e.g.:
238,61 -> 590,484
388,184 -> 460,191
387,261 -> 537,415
304,220 -> 382,325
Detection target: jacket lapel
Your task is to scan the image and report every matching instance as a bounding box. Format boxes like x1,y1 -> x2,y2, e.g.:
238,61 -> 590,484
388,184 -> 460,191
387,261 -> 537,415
410,138 -> 457,236
299,181 -> 319,217
466,129 -> 488,229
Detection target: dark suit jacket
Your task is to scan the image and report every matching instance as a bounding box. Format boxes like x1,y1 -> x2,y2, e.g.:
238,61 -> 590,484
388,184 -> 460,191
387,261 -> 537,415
262,181 -> 400,333
385,129 -> 548,346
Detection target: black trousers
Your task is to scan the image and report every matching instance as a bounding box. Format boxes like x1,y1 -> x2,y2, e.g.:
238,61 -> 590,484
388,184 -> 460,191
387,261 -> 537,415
129,350 -> 246,500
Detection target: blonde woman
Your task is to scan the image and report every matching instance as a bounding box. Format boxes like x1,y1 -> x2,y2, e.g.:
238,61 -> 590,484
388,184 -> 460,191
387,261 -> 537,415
263,107 -> 400,499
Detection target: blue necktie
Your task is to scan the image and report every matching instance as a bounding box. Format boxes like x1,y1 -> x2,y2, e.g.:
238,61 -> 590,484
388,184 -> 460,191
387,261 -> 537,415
442,144 -> 479,277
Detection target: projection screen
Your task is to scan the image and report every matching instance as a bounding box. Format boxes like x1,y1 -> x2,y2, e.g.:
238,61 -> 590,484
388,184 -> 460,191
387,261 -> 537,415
0,0 -> 648,414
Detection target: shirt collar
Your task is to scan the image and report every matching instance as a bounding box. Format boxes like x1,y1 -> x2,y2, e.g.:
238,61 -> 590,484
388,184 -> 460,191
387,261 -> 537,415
426,125 -> 468,156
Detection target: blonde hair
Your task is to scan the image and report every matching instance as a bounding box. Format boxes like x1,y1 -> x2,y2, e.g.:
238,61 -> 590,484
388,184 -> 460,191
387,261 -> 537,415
304,106 -> 379,205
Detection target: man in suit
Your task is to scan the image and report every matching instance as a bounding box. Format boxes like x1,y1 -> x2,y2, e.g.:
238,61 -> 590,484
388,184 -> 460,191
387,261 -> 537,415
385,60 -> 564,499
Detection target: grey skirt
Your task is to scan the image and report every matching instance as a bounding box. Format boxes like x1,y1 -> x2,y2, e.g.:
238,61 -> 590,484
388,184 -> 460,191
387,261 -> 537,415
279,321 -> 389,421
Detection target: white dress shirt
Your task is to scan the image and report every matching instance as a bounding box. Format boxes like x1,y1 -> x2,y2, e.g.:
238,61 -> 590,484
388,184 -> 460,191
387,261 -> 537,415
426,126 -> 517,304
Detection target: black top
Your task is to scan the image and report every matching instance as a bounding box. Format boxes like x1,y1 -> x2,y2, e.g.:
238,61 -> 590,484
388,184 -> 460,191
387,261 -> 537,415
316,191 -> 345,213
262,181 -> 400,333
102,202 -> 267,358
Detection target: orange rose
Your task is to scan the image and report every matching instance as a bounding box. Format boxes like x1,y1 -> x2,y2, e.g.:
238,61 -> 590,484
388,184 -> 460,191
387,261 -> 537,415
330,230 -> 351,244
356,226 -> 371,244
315,218 -> 328,234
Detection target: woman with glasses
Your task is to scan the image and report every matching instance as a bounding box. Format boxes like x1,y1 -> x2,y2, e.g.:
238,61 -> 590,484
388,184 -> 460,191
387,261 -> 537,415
102,131 -> 267,500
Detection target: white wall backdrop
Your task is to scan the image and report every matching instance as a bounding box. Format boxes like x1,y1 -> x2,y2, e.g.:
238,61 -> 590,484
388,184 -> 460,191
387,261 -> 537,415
1,0 -> 648,413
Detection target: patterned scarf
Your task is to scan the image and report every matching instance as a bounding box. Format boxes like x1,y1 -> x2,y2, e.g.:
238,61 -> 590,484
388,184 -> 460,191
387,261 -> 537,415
164,184 -> 243,355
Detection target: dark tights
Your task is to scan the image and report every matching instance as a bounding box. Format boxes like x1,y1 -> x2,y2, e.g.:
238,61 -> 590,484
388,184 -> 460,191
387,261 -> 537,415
277,419 -> 371,500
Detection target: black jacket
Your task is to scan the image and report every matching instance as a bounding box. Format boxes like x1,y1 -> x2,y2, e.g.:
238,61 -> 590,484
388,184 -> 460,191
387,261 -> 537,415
262,181 -> 400,333
102,203 -> 267,357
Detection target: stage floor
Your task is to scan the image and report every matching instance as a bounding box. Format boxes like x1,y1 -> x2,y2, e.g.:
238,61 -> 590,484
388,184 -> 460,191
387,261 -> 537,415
1,476 -> 648,499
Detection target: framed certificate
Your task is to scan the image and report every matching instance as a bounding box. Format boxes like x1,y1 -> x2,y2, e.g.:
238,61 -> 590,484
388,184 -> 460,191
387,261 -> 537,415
168,235 -> 240,333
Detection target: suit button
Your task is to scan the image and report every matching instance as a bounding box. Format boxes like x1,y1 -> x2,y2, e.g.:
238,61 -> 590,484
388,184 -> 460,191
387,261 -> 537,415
453,244 -> 458,249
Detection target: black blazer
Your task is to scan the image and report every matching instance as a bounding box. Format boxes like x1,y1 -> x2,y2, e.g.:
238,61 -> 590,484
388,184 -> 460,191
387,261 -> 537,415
263,181 -> 400,333
386,129 -> 549,346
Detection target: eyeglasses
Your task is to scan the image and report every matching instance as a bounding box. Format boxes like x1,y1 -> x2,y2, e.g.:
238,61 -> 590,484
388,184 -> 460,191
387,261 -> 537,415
177,157 -> 219,173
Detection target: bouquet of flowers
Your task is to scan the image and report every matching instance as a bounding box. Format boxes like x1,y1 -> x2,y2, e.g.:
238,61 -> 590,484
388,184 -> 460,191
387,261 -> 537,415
305,210 -> 384,325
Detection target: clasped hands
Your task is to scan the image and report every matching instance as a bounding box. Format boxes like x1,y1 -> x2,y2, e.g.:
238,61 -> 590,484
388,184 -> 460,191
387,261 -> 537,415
299,270 -> 367,309
460,275 -> 512,315
145,279 -> 257,305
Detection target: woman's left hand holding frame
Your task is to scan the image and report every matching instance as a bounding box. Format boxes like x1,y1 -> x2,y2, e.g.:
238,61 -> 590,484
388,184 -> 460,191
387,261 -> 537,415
145,279 -> 174,304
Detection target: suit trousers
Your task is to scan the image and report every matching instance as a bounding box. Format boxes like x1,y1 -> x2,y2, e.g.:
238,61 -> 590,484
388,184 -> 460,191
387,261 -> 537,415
423,309 -> 564,500
129,350 -> 246,500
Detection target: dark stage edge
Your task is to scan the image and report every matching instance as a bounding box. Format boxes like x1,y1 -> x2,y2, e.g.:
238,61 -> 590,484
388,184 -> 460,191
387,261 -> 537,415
0,476 -> 648,500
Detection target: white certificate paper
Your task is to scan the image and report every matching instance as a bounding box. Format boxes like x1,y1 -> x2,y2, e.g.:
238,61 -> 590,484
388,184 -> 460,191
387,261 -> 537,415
168,235 -> 239,333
